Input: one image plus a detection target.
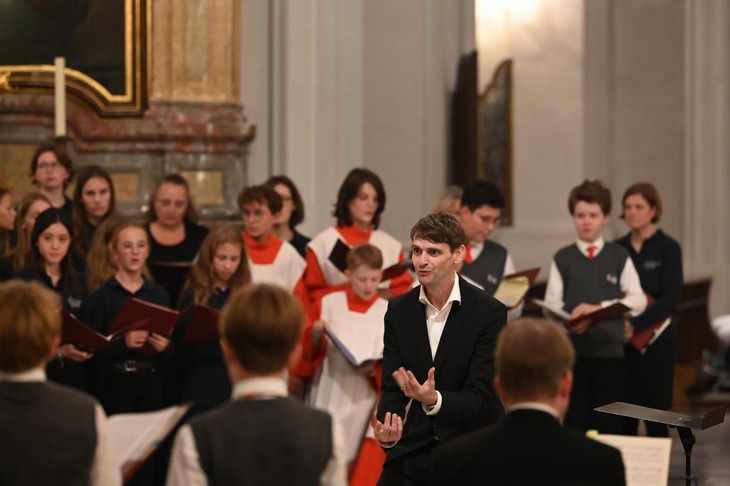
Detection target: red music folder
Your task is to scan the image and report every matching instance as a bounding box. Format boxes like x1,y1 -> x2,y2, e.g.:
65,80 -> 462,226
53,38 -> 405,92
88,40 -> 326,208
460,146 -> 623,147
380,260 -> 412,282
532,298 -> 631,330
107,298 -> 181,356
60,310 -> 141,353
182,305 -> 221,343
108,298 -> 180,336
627,295 -> 672,353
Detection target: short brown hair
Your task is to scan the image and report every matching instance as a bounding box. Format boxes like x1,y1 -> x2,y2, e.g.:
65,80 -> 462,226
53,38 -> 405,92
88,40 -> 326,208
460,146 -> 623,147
29,143 -> 75,188
410,212 -> 466,252
346,243 -> 383,271
237,185 -> 283,215
495,317 -> 575,400
568,180 -> 612,215
219,284 -> 304,374
0,280 -> 61,373
621,182 -> 662,223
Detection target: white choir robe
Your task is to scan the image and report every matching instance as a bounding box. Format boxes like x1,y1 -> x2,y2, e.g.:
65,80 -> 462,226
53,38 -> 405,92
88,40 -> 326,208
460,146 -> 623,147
307,289 -> 387,461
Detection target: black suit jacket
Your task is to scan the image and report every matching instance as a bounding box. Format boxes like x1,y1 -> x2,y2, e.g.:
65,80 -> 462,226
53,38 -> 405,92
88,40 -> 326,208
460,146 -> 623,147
377,276 -> 507,463
431,409 -> 626,485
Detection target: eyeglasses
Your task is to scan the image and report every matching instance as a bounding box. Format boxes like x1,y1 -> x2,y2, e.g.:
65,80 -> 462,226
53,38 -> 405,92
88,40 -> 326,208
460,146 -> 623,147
37,161 -> 61,171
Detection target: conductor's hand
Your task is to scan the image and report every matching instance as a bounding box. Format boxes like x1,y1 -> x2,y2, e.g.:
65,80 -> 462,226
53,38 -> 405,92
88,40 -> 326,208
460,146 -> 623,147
392,366 -> 438,406
372,412 -> 403,444
125,330 -> 148,349
147,333 -> 170,353
59,344 -> 91,362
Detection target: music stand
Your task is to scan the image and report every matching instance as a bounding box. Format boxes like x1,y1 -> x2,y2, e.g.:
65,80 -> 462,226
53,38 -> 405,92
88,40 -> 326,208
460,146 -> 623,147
595,402 -> 726,486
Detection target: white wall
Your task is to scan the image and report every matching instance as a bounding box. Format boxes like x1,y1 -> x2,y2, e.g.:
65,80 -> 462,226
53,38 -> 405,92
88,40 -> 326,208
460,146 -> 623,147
240,0 -> 475,244
476,0 -> 585,272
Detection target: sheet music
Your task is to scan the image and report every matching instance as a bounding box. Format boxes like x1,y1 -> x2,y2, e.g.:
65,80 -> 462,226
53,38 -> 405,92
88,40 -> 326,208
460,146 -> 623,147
107,405 -> 186,466
593,434 -> 671,486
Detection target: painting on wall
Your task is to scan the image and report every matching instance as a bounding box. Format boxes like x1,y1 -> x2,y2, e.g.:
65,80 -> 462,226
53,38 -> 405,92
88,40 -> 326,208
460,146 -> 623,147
0,0 -> 150,116
478,59 -> 513,226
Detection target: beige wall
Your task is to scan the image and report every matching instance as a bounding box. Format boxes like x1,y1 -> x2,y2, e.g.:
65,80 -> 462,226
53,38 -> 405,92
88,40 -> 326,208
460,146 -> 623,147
239,0 -> 730,317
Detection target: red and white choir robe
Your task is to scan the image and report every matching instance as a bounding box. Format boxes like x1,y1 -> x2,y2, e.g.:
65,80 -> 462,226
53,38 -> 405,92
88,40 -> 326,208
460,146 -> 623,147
244,232 -> 309,307
300,286 -> 387,484
304,225 -> 413,303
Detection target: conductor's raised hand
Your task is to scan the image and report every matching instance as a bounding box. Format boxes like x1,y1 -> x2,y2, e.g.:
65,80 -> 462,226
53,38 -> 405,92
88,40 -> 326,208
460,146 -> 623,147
372,412 -> 403,444
392,366 -> 438,406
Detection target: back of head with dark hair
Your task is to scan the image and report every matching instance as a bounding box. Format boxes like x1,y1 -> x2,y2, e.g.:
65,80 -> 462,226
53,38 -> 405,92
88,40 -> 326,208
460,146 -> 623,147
410,212 -> 466,252
333,168 -> 386,229
568,180 -> 612,215
264,175 -> 306,228
460,179 -> 505,211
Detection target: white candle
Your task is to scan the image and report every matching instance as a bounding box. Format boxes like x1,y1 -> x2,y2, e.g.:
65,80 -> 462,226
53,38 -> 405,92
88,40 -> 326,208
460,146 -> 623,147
54,57 -> 66,137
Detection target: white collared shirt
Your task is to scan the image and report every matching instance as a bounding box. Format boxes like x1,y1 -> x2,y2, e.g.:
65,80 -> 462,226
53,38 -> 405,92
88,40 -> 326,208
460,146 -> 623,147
507,402 -> 561,421
544,237 -> 646,316
418,272 -> 462,360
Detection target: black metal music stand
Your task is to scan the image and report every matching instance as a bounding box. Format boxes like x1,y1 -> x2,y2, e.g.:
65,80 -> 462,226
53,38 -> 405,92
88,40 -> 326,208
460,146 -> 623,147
595,402 -> 726,486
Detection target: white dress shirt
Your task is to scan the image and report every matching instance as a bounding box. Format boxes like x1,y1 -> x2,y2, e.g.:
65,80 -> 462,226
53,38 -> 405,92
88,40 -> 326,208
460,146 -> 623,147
416,272 -> 463,416
544,237 -> 647,316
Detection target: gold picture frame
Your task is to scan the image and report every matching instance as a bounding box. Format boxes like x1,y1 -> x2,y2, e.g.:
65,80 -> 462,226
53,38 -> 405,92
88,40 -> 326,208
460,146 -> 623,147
0,0 -> 150,117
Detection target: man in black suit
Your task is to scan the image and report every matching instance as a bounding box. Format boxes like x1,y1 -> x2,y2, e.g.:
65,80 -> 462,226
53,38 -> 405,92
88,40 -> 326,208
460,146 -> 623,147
373,212 -> 507,485
431,317 -> 626,486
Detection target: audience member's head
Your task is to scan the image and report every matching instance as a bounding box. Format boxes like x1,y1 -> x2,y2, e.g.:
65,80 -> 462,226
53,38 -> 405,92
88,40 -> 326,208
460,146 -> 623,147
494,317 -> 575,416
219,284 -> 304,377
0,280 -> 61,373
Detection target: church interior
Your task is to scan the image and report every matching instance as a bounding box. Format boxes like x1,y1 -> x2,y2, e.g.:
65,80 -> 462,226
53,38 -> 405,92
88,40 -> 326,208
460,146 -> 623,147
1,0 -> 729,484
